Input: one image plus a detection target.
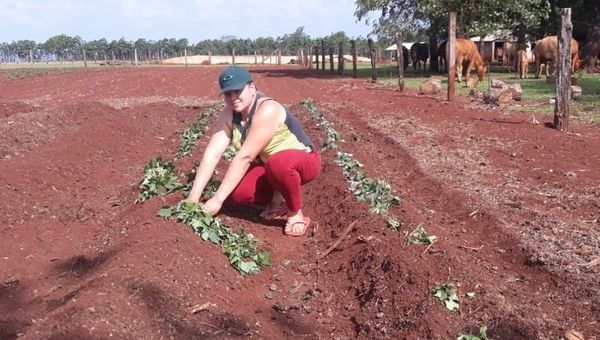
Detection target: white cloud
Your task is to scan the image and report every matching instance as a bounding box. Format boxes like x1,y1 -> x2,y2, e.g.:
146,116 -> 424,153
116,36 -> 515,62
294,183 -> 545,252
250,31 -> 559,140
108,0 -> 176,20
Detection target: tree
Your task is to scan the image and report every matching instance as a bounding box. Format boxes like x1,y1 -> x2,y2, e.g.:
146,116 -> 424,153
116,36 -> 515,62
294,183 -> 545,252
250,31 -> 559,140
278,27 -> 312,55
43,34 -> 82,61
134,38 -> 150,61
355,0 -> 551,39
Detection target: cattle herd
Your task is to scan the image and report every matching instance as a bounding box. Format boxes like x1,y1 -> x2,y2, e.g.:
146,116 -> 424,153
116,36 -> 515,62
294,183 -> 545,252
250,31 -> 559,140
401,35 -> 587,83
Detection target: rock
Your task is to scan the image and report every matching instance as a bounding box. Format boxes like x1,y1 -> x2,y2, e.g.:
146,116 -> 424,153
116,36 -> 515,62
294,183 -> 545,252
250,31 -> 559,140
269,283 -> 277,291
503,83 -> 523,101
571,85 -> 582,100
469,90 -> 484,100
272,302 -> 286,313
419,78 -> 441,95
3,276 -> 19,287
490,79 -> 507,88
486,87 -> 513,106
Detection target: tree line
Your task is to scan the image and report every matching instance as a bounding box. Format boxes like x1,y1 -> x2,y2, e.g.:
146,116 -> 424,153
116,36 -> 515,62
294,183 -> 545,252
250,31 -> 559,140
0,27 -> 373,63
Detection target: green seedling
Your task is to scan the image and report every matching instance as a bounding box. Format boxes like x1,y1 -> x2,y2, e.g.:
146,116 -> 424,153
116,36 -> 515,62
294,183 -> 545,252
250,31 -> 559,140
387,218 -> 402,231
408,224 -> 437,245
433,283 -> 460,311
176,105 -> 218,158
159,200 -> 271,274
301,99 -> 340,149
457,325 -> 489,340
138,157 -> 183,202
222,145 -> 237,161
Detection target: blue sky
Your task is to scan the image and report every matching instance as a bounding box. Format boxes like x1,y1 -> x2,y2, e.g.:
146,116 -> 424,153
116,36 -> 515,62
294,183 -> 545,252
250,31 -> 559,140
0,0 -> 375,43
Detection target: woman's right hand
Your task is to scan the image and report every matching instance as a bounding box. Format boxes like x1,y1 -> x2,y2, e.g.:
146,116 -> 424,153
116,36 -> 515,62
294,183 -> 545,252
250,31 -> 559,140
201,196 -> 224,216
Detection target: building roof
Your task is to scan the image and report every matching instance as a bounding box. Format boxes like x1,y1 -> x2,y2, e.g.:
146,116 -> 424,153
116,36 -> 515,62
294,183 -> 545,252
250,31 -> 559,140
470,29 -> 516,42
385,42 -> 415,51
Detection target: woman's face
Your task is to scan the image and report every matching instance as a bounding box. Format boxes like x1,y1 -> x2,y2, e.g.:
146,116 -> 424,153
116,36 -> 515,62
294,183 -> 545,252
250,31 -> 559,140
223,83 -> 255,113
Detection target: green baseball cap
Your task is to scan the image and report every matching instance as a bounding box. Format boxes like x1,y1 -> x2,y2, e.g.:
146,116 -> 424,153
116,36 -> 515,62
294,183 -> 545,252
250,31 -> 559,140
219,65 -> 252,93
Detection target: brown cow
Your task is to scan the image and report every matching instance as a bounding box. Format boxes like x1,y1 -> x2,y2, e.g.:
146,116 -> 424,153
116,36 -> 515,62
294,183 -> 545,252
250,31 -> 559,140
503,42 -> 526,71
516,50 -> 529,79
533,35 -> 580,78
455,38 -> 487,83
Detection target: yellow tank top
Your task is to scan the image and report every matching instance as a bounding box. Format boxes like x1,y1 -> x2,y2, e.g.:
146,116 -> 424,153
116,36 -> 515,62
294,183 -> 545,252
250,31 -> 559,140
231,96 -> 313,163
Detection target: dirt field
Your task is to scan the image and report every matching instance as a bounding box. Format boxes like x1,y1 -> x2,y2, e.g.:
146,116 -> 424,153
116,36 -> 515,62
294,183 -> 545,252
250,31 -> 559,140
1,65 -> 598,339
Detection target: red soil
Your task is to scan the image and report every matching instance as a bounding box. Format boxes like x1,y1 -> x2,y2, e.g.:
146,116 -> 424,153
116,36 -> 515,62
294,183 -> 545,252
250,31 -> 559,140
0,65 -> 598,339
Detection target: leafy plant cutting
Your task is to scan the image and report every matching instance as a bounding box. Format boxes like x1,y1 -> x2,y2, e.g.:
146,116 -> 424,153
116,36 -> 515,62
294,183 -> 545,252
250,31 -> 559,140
457,325 -> 489,340
301,99 -> 340,150
138,157 -> 183,202
159,200 -> 271,274
304,99 -> 401,229
433,283 -> 460,311
176,105 -> 218,158
408,224 -> 437,245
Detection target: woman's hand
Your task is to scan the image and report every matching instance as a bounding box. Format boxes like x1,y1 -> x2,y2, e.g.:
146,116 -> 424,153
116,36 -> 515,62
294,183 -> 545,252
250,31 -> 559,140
201,196 -> 224,216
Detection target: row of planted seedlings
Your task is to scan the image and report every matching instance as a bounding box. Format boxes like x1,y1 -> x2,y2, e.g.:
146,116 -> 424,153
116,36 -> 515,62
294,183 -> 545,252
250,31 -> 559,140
301,98 -> 401,228
300,99 -> 488,339
137,104 -> 270,275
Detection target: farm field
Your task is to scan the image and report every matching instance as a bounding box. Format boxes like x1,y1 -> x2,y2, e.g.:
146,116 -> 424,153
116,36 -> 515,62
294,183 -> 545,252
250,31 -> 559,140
1,65 -> 599,339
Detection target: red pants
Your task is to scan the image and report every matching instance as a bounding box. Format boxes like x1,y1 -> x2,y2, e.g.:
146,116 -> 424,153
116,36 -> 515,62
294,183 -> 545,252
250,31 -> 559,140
228,150 -> 321,212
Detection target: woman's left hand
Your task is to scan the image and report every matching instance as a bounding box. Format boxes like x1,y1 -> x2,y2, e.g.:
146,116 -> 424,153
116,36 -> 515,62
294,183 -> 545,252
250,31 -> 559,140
202,197 -> 223,216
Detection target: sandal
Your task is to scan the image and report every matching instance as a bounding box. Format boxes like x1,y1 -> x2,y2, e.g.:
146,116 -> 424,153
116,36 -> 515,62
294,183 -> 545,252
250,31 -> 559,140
260,205 -> 288,220
284,216 -> 311,237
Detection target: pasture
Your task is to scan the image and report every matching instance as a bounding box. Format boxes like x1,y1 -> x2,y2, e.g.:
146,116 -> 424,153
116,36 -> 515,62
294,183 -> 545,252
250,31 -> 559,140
0,64 -> 599,339
349,62 -> 600,123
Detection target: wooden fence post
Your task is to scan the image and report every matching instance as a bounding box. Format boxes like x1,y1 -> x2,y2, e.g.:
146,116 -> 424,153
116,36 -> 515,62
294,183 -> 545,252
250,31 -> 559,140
83,48 -> 87,67
184,48 -> 188,67
448,11 -> 457,101
232,48 -> 236,64
329,47 -> 334,72
309,46 -> 313,69
351,40 -> 357,78
368,38 -> 377,82
554,7 -> 572,131
338,42 -> 344,75
315,45 -> 320,70
254,51 -> 257,64
396,33 -> 404,91
321,40 -> 326,70
134,48 -> 138,66
208,51 -> 212,65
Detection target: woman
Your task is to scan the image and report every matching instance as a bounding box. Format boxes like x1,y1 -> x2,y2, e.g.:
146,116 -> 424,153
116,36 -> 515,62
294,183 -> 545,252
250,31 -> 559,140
187,65 -> 321,236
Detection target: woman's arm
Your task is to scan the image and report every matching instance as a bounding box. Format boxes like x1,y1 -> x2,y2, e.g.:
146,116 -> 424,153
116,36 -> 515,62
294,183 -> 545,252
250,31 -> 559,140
187,110 -> 232,203
202,101 -> 284,215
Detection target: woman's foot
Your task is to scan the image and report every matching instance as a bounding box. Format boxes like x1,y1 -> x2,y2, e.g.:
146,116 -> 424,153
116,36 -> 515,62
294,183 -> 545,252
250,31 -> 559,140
259,192 -> 287,220
284,210 -> 310,236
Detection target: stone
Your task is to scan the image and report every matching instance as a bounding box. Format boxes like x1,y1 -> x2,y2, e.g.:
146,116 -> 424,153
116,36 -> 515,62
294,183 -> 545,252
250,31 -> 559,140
419,78 -> 441,95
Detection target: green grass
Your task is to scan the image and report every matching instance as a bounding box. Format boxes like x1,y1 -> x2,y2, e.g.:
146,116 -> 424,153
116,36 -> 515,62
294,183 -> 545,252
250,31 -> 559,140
341,62 -> 600,123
